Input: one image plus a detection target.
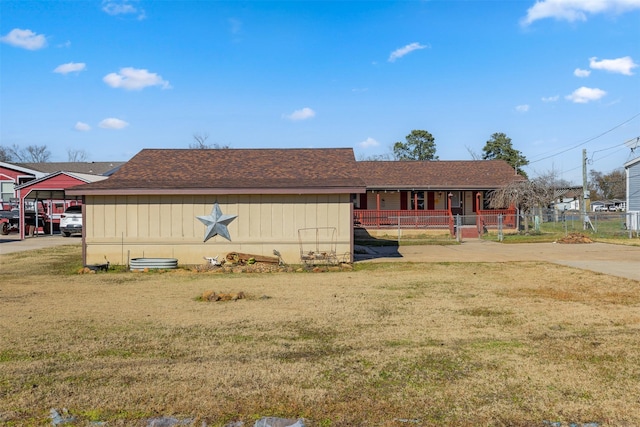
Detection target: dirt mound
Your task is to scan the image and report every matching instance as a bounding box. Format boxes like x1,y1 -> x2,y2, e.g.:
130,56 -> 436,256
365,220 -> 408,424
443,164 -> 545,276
556,233 -> 594,244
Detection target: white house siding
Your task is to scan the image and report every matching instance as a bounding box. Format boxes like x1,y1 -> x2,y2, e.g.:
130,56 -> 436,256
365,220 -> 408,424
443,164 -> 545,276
84,193 -> 353,265
627,159 -> 640,212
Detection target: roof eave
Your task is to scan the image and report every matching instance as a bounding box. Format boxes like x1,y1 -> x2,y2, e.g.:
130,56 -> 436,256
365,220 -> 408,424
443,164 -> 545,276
66,186 -> 367,196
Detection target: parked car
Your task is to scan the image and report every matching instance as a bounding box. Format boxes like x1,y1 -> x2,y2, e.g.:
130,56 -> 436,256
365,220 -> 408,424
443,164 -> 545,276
0,208 -> 20,235
60,205 -> 82,237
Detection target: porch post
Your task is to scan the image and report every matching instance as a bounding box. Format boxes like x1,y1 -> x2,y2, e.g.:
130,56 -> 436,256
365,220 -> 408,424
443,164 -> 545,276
476,192 -> 482,234
376,193 -> 380,228
448,193 -> 454,236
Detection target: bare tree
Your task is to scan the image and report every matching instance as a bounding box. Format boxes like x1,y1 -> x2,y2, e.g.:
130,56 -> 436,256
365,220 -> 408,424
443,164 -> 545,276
0,145 -> 14,162
189,132 -> 229,149
488,179 -> 553,232
465,145 -> 482,160
357,153 -> 394,161
3,144 -> 51,162
67,149 -> 89,162
589,169 -> 626,200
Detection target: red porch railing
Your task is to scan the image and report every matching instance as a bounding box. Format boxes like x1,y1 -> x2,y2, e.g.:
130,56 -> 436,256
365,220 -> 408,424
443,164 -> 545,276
476,209 -> 517,229
354,209 -> 452,229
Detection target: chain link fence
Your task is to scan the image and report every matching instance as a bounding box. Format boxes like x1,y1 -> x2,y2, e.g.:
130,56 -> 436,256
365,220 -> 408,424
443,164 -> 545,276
477,209 -> 640,240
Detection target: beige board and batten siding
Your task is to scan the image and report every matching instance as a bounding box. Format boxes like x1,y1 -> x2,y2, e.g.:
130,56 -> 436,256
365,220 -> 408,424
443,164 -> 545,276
84,193 -> 352,265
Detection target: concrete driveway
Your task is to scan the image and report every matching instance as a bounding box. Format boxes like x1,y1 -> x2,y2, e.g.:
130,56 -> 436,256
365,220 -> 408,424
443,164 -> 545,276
0,234 -> 81,256
2,234 -> 638,281
357,239 -> 640,281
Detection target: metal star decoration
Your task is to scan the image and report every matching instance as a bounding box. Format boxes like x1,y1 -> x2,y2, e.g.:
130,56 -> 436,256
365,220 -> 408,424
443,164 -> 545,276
196,203 -> 238,242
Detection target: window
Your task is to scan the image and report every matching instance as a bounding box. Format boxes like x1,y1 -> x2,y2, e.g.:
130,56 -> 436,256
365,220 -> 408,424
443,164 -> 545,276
1,181 -> 14,202
411,191 -> 424,210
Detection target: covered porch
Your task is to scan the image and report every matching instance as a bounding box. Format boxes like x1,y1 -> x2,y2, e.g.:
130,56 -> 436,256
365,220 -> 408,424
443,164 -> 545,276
354,191 -> 517,236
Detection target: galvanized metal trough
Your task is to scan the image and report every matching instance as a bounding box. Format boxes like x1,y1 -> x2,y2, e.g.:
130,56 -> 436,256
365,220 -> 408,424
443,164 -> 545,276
130,258 -> 178,271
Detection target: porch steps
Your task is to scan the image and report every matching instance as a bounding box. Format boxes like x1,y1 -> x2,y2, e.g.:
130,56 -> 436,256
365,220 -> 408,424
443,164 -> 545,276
459,226 -> 479,239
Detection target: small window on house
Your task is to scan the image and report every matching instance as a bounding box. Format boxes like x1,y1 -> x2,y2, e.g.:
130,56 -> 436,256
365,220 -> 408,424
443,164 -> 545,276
1,181 -> 14,202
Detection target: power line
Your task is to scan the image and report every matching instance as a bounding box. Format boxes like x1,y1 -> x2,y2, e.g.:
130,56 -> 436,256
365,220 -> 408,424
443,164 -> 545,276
528,112 -> 640,165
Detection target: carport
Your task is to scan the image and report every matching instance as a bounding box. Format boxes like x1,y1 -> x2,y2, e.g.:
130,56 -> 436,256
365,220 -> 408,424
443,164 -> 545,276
14,171 -> 107,240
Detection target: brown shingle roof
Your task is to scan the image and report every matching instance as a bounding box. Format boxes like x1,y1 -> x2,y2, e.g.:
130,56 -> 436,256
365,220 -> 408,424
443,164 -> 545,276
358,160 -> 525,190
16,162 -> 124,175
67,148 -> 366,195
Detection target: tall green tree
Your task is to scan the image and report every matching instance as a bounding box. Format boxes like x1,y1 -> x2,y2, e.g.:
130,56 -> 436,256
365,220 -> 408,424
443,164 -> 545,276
482,133 -> 528,177
393,130 -> 438,161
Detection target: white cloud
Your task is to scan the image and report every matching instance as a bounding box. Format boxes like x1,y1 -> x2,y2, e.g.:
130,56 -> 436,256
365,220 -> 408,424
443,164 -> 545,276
574,68 -> 591,77
542,95 -> 560,102
74,122 -> 91,132
0,28 -> 47,50
565,86 -> 607,103
388,42 -> 429,62
589,56 -> 638,75
516,104 -> 530,113
521,0 -> 640,25
99,118 -> 129,129
283,107 -> 316,121
358,137 -> 380,149
102,0 -> 146,19
54,62 -> 87,74
103,67 -> 171,90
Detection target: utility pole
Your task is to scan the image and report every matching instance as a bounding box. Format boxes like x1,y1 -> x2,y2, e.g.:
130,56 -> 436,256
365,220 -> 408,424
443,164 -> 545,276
582,149 -> 590,230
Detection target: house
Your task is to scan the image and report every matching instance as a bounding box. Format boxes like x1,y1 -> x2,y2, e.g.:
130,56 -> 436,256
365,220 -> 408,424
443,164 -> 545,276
551,186 -> 582,211
1,161 -> 122,236
354,160 -> 525,233
66,148 -> 366,266
13,171 -> 108,238
625,156 -> 640,230
0,162 -> 45,202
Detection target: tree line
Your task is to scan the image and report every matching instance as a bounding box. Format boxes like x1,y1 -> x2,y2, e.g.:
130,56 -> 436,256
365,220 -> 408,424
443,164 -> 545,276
1,132 -> 626,201
0,144 -> 89,163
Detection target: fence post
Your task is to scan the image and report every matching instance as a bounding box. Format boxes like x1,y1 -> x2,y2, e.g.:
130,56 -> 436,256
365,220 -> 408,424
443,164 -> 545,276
498,214 -> 503,242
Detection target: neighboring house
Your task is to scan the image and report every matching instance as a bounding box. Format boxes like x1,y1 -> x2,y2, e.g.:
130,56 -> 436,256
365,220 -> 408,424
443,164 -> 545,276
552,187 -> 582,211
0,162 -> 44,202
0,161 -> 123,202
354,160 -> 525,230
591,201 -> 607,212
625,156 -> 640,230
67,148 -> 366,266
14,171 -> 108,238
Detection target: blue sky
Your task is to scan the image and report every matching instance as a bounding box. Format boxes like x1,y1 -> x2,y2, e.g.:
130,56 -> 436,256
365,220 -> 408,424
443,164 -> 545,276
1,0 -> 639,185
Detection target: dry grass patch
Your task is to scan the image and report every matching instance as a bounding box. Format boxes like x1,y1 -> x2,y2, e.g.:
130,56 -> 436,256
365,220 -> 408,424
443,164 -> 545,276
1,248 -> 639,426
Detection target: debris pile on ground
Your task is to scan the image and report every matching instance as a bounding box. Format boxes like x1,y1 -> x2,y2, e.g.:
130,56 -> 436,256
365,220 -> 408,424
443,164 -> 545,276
201,290 -> 246,302
193,251 -> 352,274
556,233 -> 594,244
